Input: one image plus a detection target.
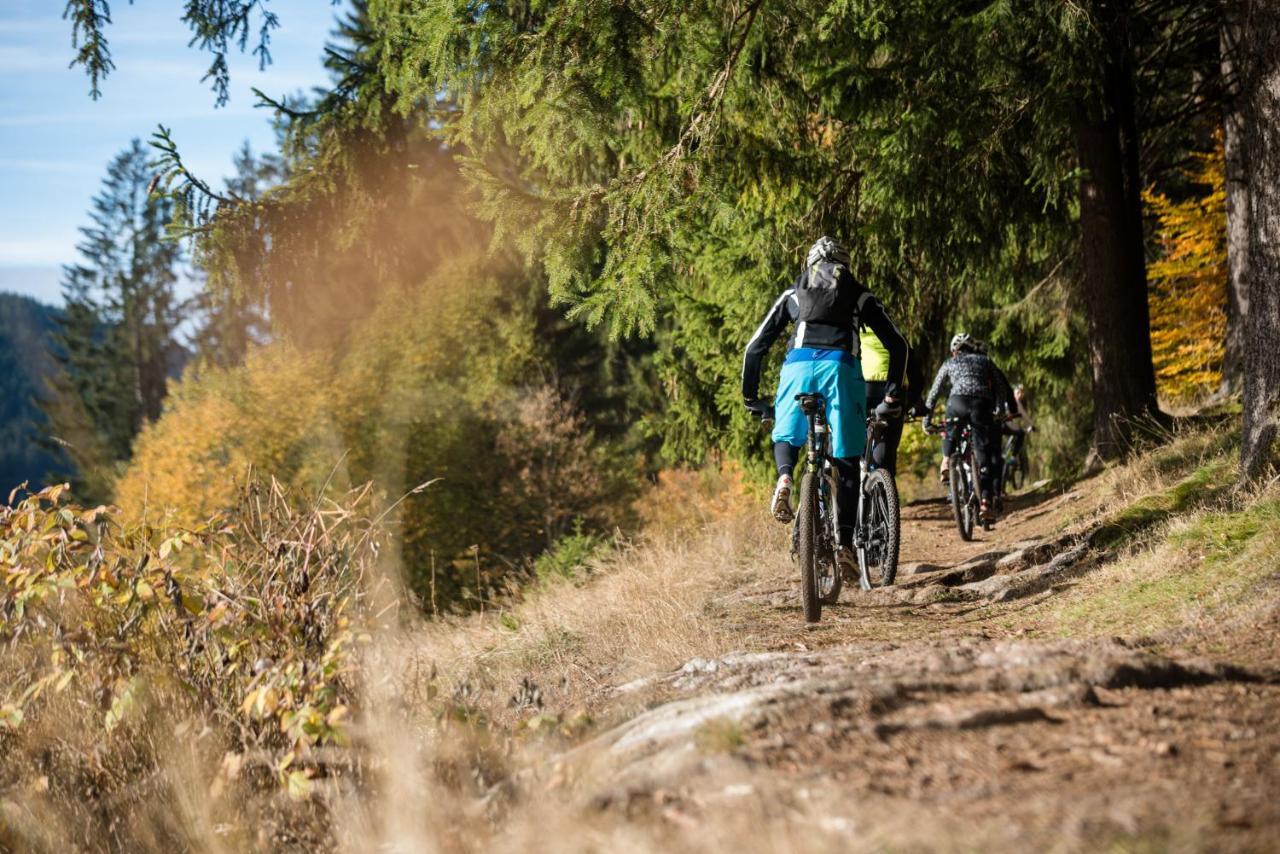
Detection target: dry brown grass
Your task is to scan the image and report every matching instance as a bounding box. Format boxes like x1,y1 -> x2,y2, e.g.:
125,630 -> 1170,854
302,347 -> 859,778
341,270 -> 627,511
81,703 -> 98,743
323,467 -> 782,853
394,467 -> 776,724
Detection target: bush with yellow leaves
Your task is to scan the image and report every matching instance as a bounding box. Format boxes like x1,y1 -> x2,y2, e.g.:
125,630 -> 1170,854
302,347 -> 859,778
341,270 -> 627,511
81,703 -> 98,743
0,479 -> 389,849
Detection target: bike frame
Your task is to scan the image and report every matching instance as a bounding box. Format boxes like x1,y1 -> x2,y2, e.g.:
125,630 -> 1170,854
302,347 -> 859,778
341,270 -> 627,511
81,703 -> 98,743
951,418 -> 981,509
797,394 -> 882,590
798,395 -> 843,563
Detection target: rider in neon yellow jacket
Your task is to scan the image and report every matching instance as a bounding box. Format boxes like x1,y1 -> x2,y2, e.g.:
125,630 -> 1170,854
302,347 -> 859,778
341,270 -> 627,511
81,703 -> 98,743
861,329 -> 924,475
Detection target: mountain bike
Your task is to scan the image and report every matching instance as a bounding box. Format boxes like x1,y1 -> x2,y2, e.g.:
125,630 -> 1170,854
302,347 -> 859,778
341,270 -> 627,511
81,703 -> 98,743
860,408 -> 902,591
989,413 -> 1014,512
1001,427 -> 1031,492
929,416 -> 989,540
784,392 -> 900,623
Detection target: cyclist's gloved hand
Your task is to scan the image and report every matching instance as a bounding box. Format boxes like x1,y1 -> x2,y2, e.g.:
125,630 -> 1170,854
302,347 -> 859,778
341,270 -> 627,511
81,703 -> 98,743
875,400 -> 902,421
744,397 -> 774,421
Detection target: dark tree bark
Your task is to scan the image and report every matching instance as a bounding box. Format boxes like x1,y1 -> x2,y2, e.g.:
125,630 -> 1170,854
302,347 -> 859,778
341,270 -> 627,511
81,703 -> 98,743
1074,0 -> 1161,460
1240,0 -> 1280,481
1221,5 -> 1250,397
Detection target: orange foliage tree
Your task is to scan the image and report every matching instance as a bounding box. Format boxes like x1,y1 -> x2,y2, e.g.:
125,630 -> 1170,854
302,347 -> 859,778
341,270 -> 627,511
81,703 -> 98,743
1143,145 -> 1228,403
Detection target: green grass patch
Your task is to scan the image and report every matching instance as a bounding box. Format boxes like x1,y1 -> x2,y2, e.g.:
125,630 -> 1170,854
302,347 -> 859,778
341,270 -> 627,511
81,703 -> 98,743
533,524 -> 605,584
1144,421 -> 1238,478
1051,496 -> 1280,637
1168,497 -> 1280,562
1091,457 -> 1235,548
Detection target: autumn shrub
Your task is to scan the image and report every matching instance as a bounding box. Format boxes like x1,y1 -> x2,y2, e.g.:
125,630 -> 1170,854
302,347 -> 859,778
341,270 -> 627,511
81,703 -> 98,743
0,480 -> 388,850
116,258 -> 641,614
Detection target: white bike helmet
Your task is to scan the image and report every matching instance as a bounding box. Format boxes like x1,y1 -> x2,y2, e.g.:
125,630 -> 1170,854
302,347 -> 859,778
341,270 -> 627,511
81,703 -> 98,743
950,332 -> 975,352
806,236 -> 850,268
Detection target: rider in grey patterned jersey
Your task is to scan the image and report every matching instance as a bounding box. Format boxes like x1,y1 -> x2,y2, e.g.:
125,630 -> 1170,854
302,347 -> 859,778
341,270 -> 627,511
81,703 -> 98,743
922,332 -> 1005,522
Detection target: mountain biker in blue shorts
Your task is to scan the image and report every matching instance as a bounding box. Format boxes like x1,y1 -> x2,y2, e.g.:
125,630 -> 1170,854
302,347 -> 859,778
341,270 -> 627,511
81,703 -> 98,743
741,236 -> 908,550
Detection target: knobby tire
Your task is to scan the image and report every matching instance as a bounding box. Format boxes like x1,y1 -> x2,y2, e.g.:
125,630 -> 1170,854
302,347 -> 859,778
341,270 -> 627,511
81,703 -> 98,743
819,474 -> 844,605
862,468 -> 900,587
797,471 -> 821,622
949,454 -> 974,541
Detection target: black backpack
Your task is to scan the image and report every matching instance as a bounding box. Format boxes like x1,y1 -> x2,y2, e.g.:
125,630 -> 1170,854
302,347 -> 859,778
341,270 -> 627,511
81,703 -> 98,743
796,260 -> 858,326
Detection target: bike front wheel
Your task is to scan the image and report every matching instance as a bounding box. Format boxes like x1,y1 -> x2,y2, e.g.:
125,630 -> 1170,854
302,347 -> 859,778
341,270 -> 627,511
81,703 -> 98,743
796,471 -> 821,622
948,455 -> 974,541
859,468 -> 900,588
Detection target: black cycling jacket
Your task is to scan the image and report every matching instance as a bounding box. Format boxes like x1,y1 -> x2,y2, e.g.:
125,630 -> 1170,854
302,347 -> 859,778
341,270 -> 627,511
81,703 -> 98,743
741,266 -> 907,402
924,352 -> 1003,410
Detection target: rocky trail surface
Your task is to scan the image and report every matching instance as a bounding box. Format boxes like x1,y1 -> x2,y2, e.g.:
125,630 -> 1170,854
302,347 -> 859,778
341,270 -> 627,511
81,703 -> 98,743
523,485 -> 1280,851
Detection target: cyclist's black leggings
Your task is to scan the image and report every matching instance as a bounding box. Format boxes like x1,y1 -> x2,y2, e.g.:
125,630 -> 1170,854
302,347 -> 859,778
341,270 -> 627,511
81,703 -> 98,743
774,442 -> 860,547
865,381 -> 904,475
942,395 -> 995,499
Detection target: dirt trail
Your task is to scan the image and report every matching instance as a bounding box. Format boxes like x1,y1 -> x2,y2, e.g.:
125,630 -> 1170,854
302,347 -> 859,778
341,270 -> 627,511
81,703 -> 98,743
545,485 -> 1280,851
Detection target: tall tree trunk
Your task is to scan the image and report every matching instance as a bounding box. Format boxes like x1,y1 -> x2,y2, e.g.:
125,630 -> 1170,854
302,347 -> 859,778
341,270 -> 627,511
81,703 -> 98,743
1074,0 -> 1160,460
1221,4 -> 1250,397
1240,0 -> 1280,481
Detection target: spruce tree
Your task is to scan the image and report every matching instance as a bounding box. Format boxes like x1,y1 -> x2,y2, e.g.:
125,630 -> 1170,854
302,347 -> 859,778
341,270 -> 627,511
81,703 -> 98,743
187,141 -> 281,366
44,139 -> 186,500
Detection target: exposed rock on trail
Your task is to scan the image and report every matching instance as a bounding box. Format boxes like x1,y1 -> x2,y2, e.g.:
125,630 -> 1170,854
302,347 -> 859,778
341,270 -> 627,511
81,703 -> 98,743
569,636 -> 1270,784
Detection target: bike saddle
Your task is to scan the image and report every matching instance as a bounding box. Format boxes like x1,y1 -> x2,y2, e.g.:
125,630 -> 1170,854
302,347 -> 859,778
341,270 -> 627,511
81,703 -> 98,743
796,392 -> 825,414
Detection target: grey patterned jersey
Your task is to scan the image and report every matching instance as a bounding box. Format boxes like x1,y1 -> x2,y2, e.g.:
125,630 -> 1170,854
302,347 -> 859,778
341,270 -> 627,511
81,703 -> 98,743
925,352 -> 1000,409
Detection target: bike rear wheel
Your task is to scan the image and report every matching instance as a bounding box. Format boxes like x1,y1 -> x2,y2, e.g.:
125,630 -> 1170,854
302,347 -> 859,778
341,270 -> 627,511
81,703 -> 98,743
796,471 -> 821,622
859,468 -> 900,588
948,454 -> 974,541
817,475 -> 843,605
1013,450 -> 1027,490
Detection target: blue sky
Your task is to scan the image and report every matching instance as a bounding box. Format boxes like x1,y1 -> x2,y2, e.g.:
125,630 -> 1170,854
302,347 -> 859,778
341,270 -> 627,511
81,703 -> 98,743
0,0 -> 341,304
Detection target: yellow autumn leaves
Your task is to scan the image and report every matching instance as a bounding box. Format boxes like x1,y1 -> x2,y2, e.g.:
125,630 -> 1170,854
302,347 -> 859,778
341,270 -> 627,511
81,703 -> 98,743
1144,143 -> 1229,404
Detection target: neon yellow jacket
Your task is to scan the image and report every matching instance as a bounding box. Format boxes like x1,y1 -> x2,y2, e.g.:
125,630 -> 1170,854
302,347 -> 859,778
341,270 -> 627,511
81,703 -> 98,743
860,330 -> 890,382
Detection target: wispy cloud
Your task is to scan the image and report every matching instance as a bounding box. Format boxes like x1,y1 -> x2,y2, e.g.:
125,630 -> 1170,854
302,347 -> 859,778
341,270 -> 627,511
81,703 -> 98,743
0,19 -> 64,37
0,158 -> 95,175
0,45 -> 64,73
0,106 -> 262,127
0,239 -> 76,267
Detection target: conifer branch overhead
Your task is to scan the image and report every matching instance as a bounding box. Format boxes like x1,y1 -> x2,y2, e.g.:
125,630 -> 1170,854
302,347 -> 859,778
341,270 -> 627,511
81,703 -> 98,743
63,0 -> 115,100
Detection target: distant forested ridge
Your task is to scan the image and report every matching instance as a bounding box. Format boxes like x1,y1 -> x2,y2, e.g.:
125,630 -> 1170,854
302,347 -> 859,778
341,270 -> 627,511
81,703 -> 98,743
0,293 -> 65,492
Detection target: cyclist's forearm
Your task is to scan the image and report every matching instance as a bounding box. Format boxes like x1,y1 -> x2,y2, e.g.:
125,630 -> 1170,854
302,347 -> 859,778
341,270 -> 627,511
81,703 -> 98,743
924,365 -> 948,411
741,289 -> 794,399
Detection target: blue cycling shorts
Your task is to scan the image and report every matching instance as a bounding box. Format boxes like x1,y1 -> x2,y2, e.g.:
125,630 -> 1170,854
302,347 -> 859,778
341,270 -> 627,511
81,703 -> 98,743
772,348 -> 867,459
